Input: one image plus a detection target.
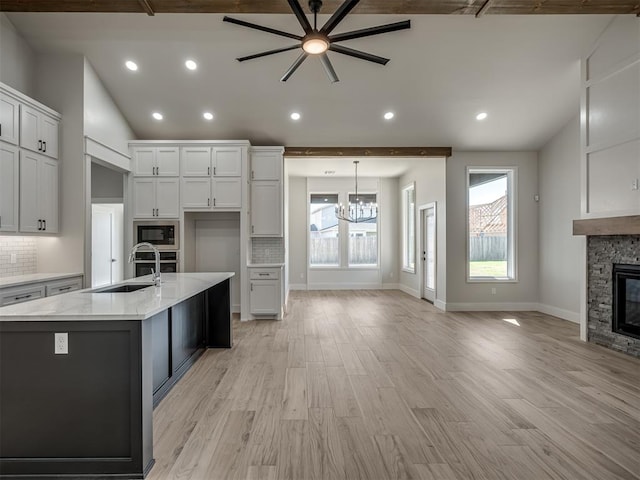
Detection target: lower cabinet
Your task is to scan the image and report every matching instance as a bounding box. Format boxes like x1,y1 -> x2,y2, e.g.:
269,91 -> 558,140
249,266 -> 283,318
0,275 -> 83,306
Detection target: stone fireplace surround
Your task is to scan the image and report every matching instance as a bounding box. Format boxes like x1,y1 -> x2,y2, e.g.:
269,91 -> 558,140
574,216 -> 640,358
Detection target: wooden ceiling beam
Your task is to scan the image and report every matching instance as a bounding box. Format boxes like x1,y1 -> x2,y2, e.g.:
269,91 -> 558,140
284,147 -> 453,158
1,0 -> 639,14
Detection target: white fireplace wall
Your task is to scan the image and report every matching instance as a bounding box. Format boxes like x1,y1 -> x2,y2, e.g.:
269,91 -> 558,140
581,16 -> 640,218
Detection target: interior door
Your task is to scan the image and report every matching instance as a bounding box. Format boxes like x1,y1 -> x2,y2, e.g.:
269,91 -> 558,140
92,207 -> 113,287
422,204 -> 436,303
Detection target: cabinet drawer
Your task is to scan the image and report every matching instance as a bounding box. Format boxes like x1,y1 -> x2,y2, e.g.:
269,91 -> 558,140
0,284 -> 45,306
249,269 -> 279,280
46,277 -> 83,296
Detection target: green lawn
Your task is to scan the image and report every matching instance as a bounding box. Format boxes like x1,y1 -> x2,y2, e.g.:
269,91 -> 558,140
469,261 -> 507,278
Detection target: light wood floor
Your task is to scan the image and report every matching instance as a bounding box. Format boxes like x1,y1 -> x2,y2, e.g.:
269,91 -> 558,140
147,290 -> 640,480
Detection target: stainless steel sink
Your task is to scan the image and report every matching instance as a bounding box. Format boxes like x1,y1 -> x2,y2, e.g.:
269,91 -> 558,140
91,283 -> 155,293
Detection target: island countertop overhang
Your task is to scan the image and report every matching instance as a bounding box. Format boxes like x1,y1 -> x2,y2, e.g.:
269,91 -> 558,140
0,272 -> 234,322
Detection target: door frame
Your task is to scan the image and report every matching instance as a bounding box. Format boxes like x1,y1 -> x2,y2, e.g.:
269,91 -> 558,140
418,202 -> 437,304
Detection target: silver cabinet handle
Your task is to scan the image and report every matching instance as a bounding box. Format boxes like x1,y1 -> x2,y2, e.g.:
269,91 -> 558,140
207,166 -> 210,175
14,294 -> 32,300
250,284 -> 253,292
38,140 -> 42,151
213,198 -> 216,207
208,198 -> 210,206
38,219 -> 42,231
59,286 -> 72,292
251,225 -> 254,233
251,170 -> 254,179
213,166 -> 216,175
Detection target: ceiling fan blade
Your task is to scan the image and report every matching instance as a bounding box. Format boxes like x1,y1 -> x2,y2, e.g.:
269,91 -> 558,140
320,0 -> 360,36
287,0 -> 312,34
223,16 -> 302,41
329,20 -> 411,43
237,45 -> 301,62
281,52 -> 308,82
319,53 -> 339,83
329,44 -> 389,65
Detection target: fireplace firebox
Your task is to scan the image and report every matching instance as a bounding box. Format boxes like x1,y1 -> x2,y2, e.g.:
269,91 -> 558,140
612,264 -> 640,339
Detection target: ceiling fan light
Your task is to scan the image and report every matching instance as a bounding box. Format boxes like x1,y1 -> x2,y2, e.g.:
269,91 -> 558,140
302,37 -> 329,55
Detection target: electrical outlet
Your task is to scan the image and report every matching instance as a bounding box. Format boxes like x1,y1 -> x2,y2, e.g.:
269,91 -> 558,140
54,333 -> 68,355
10,253 -> 17,264
491,287 -> 497,295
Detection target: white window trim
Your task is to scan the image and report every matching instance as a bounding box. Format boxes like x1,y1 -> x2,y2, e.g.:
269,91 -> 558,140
401,182 -> 416,274
308,192 -> 341,268
465,166 -> 518,283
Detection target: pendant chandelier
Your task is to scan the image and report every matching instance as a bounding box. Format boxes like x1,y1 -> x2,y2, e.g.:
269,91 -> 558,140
335,161 -> 378,223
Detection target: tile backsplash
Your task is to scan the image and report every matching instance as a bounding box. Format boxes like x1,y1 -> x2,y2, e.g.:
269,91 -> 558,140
251,237 -> 285,264
0,236 -> 37,278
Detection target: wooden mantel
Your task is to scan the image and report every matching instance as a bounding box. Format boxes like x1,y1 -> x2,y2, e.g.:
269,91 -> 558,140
573,215 -> 640,236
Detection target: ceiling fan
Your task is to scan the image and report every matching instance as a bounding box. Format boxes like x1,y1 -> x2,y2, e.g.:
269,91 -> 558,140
223,0 -> 410,83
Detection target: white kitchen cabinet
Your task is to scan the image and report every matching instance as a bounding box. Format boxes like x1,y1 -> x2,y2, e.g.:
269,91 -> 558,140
45,276 -> 83,296
19,150 -> 58,233
133,177 -> 180,219
212,146 -> 242,176
181,146 -> 211,176
251,181 -> 282,236
250,147 -> 283,181
0,93 -> 19,145
213,177 -> 242,209
0,284 -> 45,307
249,267 -> 283,317
132,146 -> 180,176
181,178 -> 211,208
20,104 -> 59,159
0,142 -> 19,232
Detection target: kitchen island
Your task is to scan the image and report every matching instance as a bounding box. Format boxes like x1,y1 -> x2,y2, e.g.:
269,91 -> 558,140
0,272 -> 233,479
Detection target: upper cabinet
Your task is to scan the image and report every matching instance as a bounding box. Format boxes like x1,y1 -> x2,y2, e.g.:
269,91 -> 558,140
132,146 -> 180,176
0,93 -> 19,145
20,104 -> 59,159
250,147 -> 284,237
0,82 -> 61,235
212,146 -> 242,176
181,146 -> 211,176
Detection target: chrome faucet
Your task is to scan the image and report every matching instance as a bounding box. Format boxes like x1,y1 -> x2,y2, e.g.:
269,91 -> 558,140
128,242 -> 161,286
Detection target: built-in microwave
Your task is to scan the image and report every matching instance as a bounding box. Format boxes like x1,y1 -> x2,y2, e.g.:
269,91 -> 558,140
133,221 -> 179,250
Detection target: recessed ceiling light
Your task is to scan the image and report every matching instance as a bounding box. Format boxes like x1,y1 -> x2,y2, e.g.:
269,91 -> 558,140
476,112 -> 488,121
203,112 -> 214,120
152,112 -> 163,120
290,112 -> 301,121
383,111 -> 394,120
125,60 -> 138,71
185,59 -> 198,70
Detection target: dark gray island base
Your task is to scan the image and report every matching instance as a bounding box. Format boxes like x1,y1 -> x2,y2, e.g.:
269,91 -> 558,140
0,275 -> 232,479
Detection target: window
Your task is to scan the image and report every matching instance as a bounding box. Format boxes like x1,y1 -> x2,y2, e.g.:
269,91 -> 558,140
467,168 -> 515,281
402,183 -> 415,272
348,193 -> 378,266
309,194 -> 339,266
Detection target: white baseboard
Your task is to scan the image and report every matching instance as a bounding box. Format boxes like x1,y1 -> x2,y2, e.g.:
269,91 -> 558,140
397,284 -> 420,298
232,304 -> 240,314
289,283 -> 308,290
445,302 -> 540,311
536,303 -> 580,323
382,283 -> 400,290
434,299 -> 446,311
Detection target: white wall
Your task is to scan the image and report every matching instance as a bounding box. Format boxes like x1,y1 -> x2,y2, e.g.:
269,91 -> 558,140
0,14 -> 36,97
288,176 -> 308,288
398,158 -> 447,304
83,59 -> 135,155
91,162 -> 124,201
538,115 -> 582,322
34,54 -> 86,274
445,151 -> 539,309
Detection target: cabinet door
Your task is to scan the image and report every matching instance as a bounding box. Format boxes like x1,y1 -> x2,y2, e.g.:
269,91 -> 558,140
212,177 -> 242,209
133,177 -> 156,218
19,150 -> 40,232
0,94 -> 19,145
250,281 -> 279,314
20,104 -> 40,154
132,147 -> 155,176
0,143 -> 19,232
251,181 -> 282,236
181,146 -> 211,176
156,178 -> 180,218
39,157 -> 59,233
40,115 -> 59,159
181,178 -> 211,209
251,150 -> 282,181
156,147 -> 180,176
0,284 -> 45,307
212,146 -> 242,176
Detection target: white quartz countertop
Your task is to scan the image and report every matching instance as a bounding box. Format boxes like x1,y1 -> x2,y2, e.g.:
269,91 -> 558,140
247,263 -> 284,268
0,272 -> 84,289
0,272 -> 234,322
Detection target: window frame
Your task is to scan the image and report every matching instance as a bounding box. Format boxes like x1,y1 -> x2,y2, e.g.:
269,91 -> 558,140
465,167 -> 518,283
347,191 -> 379,268
308,192 -> 341,268
401,182 -> 416,273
